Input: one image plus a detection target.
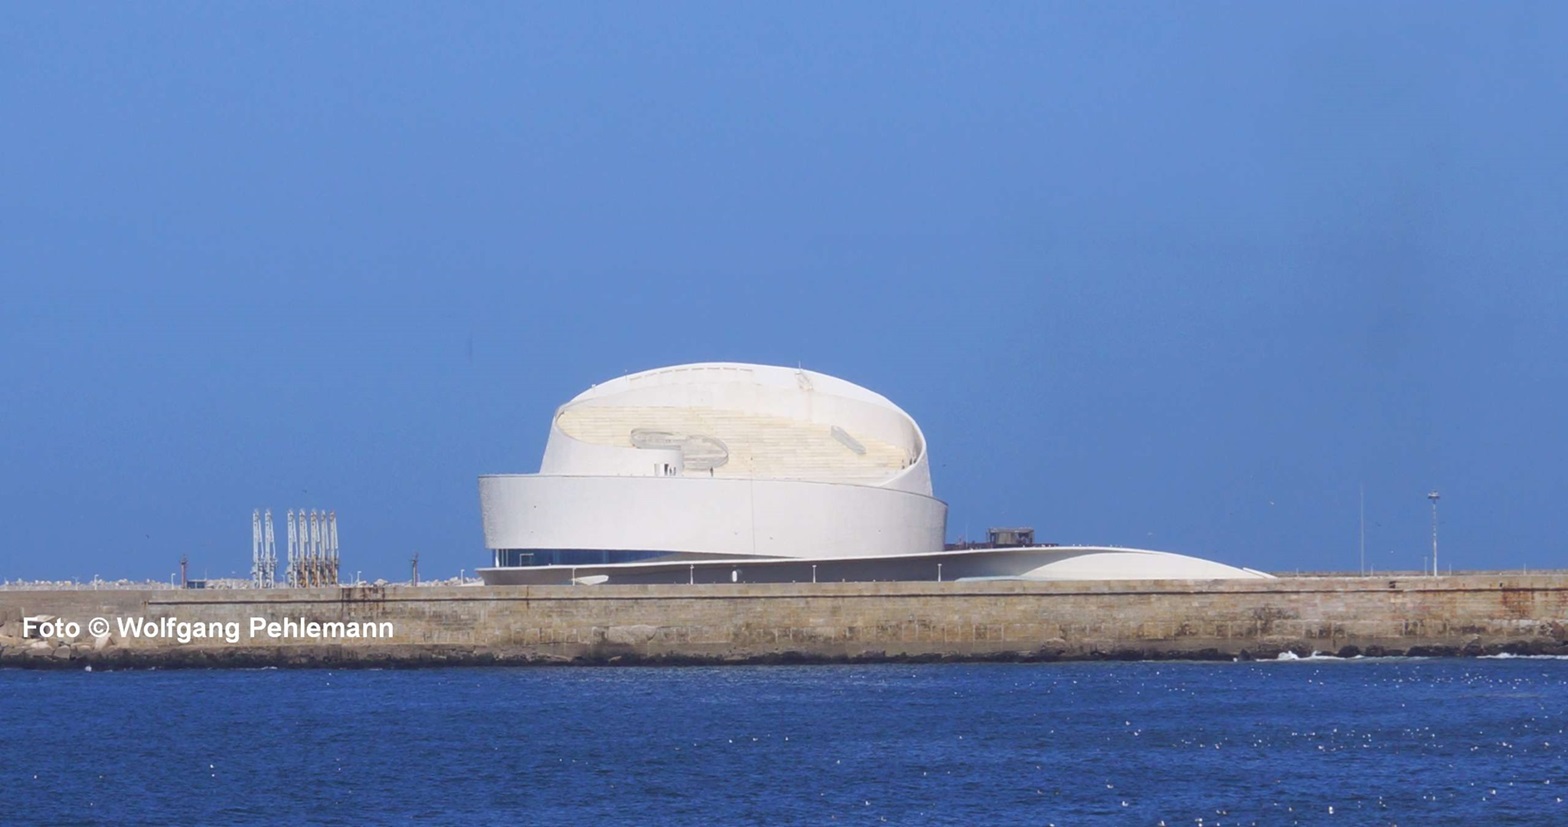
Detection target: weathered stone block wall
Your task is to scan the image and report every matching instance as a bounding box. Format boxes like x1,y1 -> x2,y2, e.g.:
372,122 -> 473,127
2,575 -> 1566,667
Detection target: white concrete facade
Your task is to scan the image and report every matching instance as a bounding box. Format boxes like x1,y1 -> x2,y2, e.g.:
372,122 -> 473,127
477,361 -> 1270,583
478,475 -> 947,560
479,363 -> 945,564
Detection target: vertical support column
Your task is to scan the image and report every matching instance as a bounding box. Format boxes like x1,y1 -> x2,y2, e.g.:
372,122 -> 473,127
263,510 -> 277,588
327,511 -> 339,586
297,510 -> 309,588
251,509 -> 263,588
308,510 -> 321,588
286,510 -> 297,588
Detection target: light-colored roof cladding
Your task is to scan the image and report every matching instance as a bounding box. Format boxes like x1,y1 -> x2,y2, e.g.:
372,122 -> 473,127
550,362 -> 928,489
556,405 -> 909,483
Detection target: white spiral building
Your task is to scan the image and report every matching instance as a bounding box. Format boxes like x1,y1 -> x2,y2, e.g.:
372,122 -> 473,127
477,362 -> 1268,585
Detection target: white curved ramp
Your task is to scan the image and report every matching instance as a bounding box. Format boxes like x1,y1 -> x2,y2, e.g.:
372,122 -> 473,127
1009,547 -> 1272,581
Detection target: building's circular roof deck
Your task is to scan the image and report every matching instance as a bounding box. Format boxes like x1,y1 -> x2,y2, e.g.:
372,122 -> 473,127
555,405 -> 911,484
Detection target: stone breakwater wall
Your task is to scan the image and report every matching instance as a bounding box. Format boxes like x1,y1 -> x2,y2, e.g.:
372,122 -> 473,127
2,575 -> 1566,668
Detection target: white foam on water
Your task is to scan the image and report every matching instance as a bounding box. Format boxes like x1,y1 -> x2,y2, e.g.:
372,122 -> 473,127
1272,651 -> 1348,662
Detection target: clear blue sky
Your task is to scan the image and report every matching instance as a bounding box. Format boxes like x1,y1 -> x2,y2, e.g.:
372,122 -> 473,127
3,4 -> 1565,582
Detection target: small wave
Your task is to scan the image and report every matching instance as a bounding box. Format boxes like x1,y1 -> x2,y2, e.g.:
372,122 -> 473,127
1272,651 -> 1350,662
1479,653 -> 1568,660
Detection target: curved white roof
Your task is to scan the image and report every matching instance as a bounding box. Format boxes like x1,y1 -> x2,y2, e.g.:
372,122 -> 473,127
568,362 -> 907,410
544,362 -> 932,493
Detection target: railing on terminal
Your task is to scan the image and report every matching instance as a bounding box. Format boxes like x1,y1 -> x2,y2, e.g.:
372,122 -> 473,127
944,526 -> 1052,551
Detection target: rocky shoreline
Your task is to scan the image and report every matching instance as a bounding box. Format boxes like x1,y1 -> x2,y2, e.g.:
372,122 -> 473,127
6,636 -> 1568,671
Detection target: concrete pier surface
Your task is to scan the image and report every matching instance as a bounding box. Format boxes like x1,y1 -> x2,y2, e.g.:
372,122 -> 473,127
2,574 -> 1566,668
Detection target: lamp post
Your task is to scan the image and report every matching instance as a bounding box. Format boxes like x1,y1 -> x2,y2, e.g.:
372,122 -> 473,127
1427,491 -> 1441,576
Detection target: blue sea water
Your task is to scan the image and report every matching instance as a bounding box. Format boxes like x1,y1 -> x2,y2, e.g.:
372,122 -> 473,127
3,658 -> 1567,825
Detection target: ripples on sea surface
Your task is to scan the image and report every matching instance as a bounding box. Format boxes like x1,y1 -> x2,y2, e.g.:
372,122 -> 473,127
3,658 -> 1567,825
